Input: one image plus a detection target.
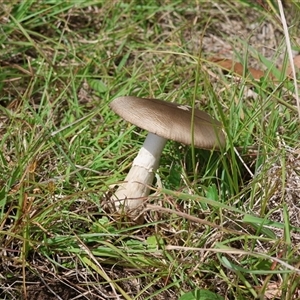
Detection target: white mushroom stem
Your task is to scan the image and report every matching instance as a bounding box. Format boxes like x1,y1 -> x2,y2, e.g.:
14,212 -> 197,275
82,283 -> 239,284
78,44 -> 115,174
111,132 -> 167,211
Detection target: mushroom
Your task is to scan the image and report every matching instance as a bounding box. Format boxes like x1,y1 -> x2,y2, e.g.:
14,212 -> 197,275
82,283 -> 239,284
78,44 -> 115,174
109,96 -> 225,212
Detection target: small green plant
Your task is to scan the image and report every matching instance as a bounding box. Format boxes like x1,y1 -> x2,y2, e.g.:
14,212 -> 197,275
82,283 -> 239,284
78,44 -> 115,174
179,289 -> 224,300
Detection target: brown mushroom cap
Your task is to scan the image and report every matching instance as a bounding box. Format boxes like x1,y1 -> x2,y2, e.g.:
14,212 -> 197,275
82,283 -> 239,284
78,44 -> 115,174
110,96 -> 225,150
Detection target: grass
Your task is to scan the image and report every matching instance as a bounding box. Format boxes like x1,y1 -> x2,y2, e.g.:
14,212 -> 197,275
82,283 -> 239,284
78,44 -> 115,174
1,0 -> 300,299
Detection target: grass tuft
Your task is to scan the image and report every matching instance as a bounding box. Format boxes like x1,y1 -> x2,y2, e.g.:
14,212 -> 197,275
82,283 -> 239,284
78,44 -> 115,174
1,1 -> 300,299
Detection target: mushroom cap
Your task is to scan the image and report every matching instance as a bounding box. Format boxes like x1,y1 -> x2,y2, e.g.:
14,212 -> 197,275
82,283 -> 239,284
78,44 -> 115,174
110,96 -> 225,150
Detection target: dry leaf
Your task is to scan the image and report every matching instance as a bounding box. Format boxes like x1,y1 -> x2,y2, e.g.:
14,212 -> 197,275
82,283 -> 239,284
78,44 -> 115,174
261,283 -> 282,299
286,54 -> 300,77
209,57 -> 266,80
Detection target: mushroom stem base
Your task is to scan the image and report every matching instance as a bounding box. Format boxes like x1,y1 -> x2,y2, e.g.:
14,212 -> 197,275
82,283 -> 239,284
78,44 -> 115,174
111,133 -> 167,211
